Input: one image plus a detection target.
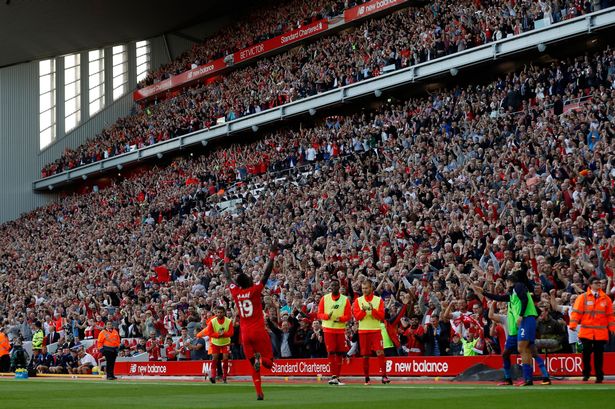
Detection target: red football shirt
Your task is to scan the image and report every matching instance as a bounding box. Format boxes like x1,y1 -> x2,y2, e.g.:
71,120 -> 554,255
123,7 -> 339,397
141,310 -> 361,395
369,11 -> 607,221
229,281 -> 265,332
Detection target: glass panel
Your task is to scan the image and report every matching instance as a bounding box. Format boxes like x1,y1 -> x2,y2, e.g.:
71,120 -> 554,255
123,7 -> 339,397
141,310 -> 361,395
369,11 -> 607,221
90,99 -> 101,115
136,47 -> 149,58
88,50 -> 101,60
66,96 -> 80,115
112,53 -> 125,66
89,61 -> 100,75
65,82 -> 78,99
89,72 -> 101,87
112,65 -> 123,77
89,85 -> 100,101
39,58 -> 57,150
40,109 -> 53,130
65,113 -> 78,132
136,55 -> 148,66
65,67 -> 78,83
39,59 -> 52,75
40,127 -> 53,149
65,54 -> 80,68
39,92 -> 53,112
39,75 -> 52,94
113,85 -> 125,100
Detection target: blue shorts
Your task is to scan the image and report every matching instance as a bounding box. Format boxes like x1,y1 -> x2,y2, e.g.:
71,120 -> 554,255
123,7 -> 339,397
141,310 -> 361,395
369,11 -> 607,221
504,336 -> 518,353
517,316 -> 536,343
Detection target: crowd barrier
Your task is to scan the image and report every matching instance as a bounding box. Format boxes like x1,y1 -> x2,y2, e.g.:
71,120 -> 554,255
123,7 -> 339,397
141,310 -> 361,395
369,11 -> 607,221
115,353 -> 615,377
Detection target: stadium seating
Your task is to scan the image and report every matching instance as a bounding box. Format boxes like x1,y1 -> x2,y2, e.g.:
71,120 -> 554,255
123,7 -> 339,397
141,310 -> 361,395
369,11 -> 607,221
5,40 -> 615,366
40,0 -> 611,178
138,0 -> 349,88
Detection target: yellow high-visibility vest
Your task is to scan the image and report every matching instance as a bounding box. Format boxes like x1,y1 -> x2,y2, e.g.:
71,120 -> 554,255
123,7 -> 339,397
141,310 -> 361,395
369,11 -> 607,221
211,317 -> 232,346
356,295 -> 382,331
322,293 -> 348,330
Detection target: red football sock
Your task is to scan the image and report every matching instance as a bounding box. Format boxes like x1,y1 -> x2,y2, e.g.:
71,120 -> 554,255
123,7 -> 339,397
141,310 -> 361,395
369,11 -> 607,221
210,358 -> 217,380
251,367 -> 263,396
222,359 -> 228,379
363,356 -> 370,378
336,354 -> 343,378
378,354 -> 386,376
328,354 -> 337,377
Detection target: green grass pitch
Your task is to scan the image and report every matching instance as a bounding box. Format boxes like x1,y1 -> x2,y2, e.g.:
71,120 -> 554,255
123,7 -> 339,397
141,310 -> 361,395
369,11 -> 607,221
0,379 -> 613,409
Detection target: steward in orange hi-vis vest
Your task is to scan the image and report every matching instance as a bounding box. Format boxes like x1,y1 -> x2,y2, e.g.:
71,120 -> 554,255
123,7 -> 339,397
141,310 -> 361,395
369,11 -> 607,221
569,277 -> 615,383
97,321 -> 120,380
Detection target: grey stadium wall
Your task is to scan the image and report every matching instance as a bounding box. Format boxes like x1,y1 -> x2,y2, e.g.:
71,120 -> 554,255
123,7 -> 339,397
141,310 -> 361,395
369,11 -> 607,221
0,37 -> 171,223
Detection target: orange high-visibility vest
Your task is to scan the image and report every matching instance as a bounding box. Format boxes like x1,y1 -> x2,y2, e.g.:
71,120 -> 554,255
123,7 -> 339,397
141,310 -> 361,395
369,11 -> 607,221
570,289 -> 615,341
97,329 -> 120,348
0,332 -> 9,357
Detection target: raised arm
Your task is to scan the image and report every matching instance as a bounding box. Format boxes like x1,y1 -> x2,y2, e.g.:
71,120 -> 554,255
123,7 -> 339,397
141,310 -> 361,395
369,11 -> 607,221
549,289 -> 560,313
440,300 -> 454,322
223,245 -> 233,282
261,242 -> 280,287
487,301 -> 501,324
472,284 -> 485,302
389,296 -> 409,325
473,284 -> 511,302
375,273 -> 388,294
347,275 -> 355,302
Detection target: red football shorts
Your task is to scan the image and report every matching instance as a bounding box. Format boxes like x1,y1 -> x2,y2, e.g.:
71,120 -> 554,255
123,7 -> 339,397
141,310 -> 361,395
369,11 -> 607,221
210,344 -> 230,355
324,332 -> 346,353
241,326 -> 273,360
359,332 -> 383,356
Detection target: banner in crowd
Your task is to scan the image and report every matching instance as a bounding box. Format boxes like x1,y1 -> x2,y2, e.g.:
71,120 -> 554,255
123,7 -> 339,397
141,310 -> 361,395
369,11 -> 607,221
230,19 -> 329,65
133,19 -> 329,102
344,0 -> 408,23
116,353 -> 615,377
133,58 -> 227,102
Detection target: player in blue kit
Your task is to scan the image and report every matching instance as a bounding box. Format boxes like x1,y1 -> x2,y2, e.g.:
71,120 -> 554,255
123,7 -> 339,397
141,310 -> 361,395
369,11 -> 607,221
473,271 -> 550,386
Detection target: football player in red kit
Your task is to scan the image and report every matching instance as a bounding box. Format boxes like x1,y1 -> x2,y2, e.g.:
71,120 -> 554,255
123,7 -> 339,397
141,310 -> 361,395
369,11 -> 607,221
224,242 -> 279,401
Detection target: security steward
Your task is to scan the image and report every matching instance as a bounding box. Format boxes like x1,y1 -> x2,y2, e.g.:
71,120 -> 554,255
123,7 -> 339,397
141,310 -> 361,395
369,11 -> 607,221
97,321 -> 120,380
0,323 -> 10,372
569,276 -> 615,383
31,321 -> 44,352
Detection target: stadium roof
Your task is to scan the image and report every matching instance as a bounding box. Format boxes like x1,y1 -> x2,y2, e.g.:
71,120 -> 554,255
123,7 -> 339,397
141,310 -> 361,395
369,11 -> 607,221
0,0 -> 251,68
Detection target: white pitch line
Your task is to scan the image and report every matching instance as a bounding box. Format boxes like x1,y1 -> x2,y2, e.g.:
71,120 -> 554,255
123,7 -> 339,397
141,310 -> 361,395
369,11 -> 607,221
3,379 -> 612,391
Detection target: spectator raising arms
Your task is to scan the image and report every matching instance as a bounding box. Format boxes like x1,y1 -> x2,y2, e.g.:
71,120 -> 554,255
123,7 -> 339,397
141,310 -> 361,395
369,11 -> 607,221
2,44 -> 615,385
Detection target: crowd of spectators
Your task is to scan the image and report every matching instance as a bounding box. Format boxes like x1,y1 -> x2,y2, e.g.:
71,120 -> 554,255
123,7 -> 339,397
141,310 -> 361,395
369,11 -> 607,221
40,0 -> 615,178
141,0 -> 615,88
3,45 -> 615,369
4,329 -> 100,375
138,0 -> 352,88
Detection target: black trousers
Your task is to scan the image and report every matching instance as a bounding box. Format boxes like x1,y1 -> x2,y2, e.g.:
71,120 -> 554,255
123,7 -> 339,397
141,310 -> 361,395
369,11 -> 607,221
580,338 -> 605,380
384,347 -> 398,357
102,348 -> 118,379
0,354 -> 10,372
